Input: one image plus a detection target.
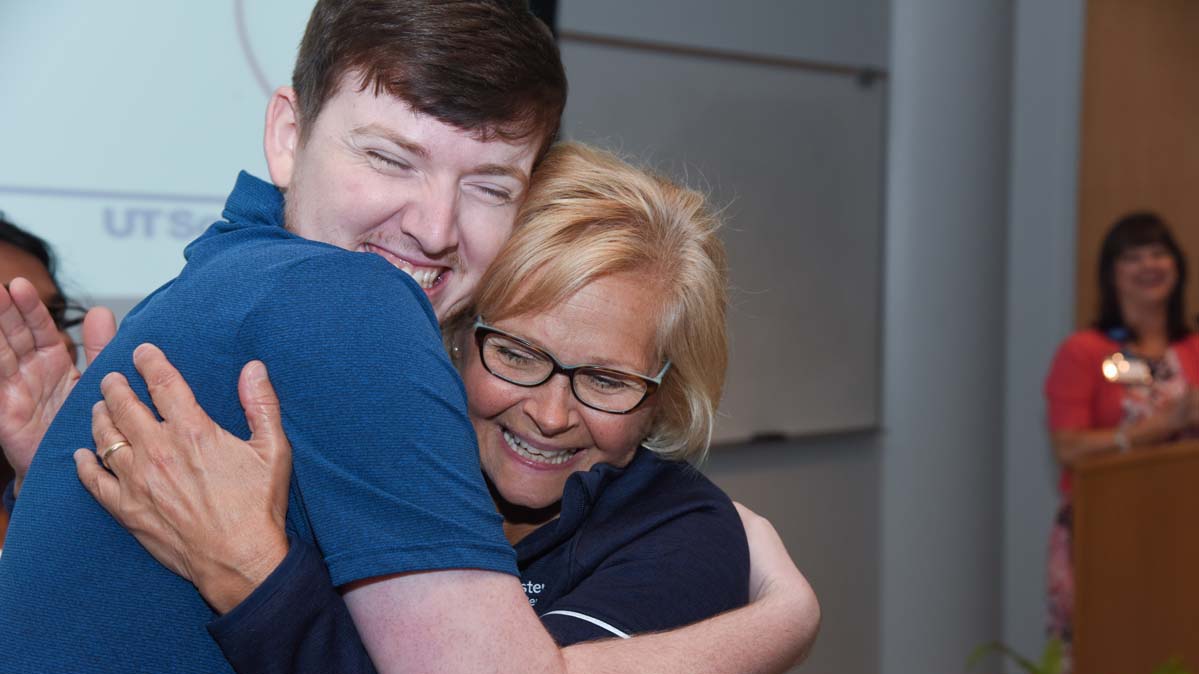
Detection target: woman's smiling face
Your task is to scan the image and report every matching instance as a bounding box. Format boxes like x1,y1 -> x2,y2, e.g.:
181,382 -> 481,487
1113,242 -> 1178,309
465,272 -> 664,512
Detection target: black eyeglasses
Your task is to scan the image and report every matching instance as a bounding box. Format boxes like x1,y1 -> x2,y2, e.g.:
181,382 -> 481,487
473,317 -> 670,414
46,298 -> 86,331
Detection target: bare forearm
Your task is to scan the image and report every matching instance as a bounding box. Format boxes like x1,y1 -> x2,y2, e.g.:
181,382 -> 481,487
562,582 -> 820,674
347,566 -> 819,674
1052,428 -> 1124,465
560,500 -> 824,674
1052,418 -> 1179,466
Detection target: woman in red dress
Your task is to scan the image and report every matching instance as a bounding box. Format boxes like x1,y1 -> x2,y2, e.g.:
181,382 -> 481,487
1044,212 -> 1199,660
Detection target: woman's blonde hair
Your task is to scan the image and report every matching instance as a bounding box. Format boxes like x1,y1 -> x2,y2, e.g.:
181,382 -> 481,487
450,142 -> 728,462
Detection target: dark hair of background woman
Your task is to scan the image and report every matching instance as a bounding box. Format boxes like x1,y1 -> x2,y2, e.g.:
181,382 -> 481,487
0,212 -> 79,331
1094,211 -> 1193,342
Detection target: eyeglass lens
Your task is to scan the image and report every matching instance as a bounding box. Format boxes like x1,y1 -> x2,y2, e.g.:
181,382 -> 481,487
481,333 -> 649,412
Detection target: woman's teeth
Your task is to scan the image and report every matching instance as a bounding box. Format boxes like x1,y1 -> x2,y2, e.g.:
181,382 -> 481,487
503,430 -> 578,465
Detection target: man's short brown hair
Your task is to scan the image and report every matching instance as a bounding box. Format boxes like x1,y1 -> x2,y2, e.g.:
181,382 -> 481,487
293,0 -> 567,156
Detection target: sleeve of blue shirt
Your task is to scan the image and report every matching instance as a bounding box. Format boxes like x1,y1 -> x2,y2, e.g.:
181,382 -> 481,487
539,501 -> 751,646
239,253 -> 515,586
208,537 -> 377,674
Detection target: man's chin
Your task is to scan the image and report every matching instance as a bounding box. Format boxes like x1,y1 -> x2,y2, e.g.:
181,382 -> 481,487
432,295 -> 468,327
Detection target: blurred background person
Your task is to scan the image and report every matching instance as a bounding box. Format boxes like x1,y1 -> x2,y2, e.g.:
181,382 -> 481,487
1043,211 -> 1199,660
0,214 -> 86,546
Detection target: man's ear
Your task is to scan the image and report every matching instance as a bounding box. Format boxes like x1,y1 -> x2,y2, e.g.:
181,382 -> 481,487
264,87 -> 302,188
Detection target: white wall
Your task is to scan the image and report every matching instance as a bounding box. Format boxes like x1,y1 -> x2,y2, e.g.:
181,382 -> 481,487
879,2 -> 1012,673
1002,0 -> 1085,662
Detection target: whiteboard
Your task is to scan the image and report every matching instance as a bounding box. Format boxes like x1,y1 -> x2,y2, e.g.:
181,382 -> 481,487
560,39 -> 886,442
0,0 -> 310,302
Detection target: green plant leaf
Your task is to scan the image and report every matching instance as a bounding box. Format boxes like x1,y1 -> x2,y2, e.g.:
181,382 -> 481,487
966,641 -> 1042,674
1038,638 -> 1063,674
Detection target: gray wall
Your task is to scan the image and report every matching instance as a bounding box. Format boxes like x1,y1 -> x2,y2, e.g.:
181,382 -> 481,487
706,435 -> 881,674
557,1 -> 890,671
557,37 -> 886,442
717,2 -> 1085,669
559,1 -> 888,69
1002,0 -> 1085,663
878,2 -> 1011,673
869,4 -> 1086,668
720,6 -> 1086,674
559,3 -> 1079,673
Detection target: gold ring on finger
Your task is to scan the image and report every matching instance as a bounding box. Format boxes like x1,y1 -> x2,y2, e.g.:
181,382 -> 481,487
100,440 -> 131,468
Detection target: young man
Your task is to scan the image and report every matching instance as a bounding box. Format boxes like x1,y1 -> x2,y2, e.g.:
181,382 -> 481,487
0,2 -> 817,672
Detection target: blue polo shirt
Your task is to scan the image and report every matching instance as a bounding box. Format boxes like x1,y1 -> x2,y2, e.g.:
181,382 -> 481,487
0,173 -> 514,674
208,448 -> 749,673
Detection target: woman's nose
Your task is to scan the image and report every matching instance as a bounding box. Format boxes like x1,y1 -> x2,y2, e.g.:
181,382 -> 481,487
524,374 -> 578,436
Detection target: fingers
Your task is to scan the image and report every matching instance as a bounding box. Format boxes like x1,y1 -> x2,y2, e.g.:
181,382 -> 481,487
74,448 -> 123,512
0,286 -> 19,377
239,361 -> 292,516
91,400 -> 133,475
132,343 -> 202,425
239,361 -> 285,447
99,370 -> 161,451
9,277 -> 64,351
82,307 -> 117,366
0,281 -> 35,373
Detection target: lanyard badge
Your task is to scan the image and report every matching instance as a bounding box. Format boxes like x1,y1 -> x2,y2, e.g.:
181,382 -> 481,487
1101,351 -> 1152,385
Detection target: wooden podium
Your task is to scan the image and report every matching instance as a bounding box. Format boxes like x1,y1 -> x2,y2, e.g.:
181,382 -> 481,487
1073,440 -> 1199,674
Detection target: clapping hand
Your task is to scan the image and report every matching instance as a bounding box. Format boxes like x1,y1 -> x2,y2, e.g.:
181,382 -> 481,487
0,278 -> 114,495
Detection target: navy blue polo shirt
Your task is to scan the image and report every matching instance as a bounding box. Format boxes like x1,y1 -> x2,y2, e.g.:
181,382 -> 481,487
208,448 -> 749,672
0,173 -> 513,674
